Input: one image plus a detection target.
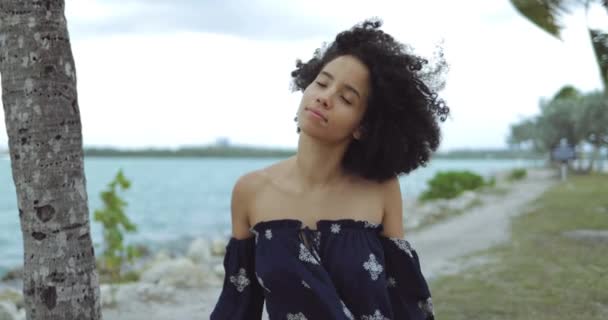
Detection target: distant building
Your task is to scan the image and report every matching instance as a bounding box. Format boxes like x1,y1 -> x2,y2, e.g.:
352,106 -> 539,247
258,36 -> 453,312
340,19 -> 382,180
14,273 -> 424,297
215,137 -> 230,147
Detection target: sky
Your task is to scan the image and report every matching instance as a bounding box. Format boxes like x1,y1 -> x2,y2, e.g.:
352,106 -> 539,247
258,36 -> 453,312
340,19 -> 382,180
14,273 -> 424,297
0,0 -> 606,152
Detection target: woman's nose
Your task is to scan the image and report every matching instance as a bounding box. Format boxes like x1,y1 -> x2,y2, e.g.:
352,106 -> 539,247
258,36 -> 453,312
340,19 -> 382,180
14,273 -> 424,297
316,96 -> 331,109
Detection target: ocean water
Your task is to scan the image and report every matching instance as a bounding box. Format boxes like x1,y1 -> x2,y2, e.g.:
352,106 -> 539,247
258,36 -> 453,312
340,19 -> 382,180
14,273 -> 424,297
0,156 -> 540,276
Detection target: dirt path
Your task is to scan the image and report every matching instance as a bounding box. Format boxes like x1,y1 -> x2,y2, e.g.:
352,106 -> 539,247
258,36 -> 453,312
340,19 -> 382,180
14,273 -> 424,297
101,169 -> 557,320
409,169 -> 556,279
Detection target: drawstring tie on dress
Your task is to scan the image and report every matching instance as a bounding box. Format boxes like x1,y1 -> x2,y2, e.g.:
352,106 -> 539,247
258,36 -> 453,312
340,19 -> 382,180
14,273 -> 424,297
300,226 -> 322,263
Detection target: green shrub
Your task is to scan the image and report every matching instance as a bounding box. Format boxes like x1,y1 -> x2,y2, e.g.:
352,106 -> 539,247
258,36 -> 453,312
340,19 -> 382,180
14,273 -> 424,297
93,169 -> 142,283
420,170 -> 486,201
508,168 -> 528,181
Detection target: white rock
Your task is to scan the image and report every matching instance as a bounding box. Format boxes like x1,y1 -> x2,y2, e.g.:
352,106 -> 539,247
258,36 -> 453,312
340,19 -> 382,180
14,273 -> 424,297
138,250 -> 173,273
461,190 -> 477,201
417,202 -> 436,216
140,258 -> 209,288
213,263 -> 225,278
0,301 -> 17,320
0,288 -> 23,308
418,201 -> 446,216
99,284 -> 118,308
13,309 -> 24,320
152,250 -> 172,263
112,283 -> 137,304
211,237 -> 228,256
440,191 -> 479,211
114,282 -> 176,304
406,216 -> 422,229
135,283 -> 176,302
187,237 -> 212,264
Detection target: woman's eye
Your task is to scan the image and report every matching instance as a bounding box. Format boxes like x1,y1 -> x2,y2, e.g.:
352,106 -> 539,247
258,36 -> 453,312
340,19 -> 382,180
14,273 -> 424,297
315,81 -> 327,87
341,96 -> 352,105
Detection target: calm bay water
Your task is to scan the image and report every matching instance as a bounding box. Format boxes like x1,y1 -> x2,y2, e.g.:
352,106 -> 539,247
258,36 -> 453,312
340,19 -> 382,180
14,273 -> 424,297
0,156 -> 540,276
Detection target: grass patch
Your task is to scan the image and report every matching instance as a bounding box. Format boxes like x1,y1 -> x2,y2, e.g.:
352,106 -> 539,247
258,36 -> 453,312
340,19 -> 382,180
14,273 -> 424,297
430,174 -> 608,319
508,168 -> 528,181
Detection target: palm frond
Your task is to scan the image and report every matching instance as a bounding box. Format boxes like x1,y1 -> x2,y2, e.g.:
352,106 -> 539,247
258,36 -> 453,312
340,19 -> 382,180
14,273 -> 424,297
589,28 -> 608,91
510,0 -> 575,39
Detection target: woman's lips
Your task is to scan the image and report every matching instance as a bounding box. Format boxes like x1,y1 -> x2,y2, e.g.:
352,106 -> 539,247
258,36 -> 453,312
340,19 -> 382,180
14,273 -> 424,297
306,108 -> 327,121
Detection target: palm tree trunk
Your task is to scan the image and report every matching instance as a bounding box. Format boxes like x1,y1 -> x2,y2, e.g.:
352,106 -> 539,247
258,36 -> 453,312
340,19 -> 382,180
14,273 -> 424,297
0,1 -> 102,319
600,146 -> 606,172
590,143 -> 602,172
575,144 -> 584,171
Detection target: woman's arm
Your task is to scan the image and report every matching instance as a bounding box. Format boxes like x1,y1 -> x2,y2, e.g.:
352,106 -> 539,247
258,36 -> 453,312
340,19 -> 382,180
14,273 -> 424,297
380,176 -> 405,239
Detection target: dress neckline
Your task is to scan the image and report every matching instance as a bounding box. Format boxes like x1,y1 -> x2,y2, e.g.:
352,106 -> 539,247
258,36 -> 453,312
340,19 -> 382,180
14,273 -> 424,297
249,218 -> 384,234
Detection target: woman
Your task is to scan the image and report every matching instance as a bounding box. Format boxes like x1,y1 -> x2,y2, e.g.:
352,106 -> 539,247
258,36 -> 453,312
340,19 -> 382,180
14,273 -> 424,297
210,18 -> 448,320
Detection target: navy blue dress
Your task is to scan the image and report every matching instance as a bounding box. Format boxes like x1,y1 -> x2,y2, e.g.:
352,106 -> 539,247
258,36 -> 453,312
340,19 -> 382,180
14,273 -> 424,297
210,219 -> 434,320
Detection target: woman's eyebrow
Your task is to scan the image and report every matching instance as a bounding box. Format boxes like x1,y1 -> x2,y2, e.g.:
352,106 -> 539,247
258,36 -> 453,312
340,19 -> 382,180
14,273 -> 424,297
320,71 -> 361,99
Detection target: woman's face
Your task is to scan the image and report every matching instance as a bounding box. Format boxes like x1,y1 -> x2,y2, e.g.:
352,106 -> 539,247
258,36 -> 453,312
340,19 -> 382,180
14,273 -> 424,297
297,54 -> 371,143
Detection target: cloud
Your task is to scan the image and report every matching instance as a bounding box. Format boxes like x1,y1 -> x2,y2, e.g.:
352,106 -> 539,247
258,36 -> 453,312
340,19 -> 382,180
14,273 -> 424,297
1,0 -> 604,152
67,0 -> 339,40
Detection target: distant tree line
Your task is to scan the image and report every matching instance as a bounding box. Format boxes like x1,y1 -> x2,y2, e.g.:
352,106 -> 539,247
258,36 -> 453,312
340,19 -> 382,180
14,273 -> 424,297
508,86 -> 607,172
79,145 -> 543,160
83,145 -> 296,158
433,149 -> 542,160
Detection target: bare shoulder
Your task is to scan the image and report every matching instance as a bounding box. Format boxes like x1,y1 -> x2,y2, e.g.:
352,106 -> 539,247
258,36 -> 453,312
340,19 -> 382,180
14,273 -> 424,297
378,175 -> 405,238
230,169 -> 268,239
378,175 -> 401,194
229,159 -> 290,239
233,168 -> 270,194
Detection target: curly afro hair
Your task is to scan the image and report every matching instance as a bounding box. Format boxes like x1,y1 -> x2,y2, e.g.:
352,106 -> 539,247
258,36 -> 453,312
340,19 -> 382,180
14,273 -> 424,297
290,18 -> 450,183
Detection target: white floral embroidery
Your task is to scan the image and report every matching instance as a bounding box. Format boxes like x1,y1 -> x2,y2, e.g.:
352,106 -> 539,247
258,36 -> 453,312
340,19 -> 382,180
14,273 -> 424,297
229,268 -> 250,292
301,280 -> 310,289
390,238 -> 414,258
387,276 -> 397,288
255,272 -> 271,293
298,243 -> 319,265
340,300 -> 354,320
364,221 -> 380,229
361,309 -> 389,320
363,253 -> 383,280
286,312 -> 308,320
265,229 -> 272,240
330,223 -> 341,234
419,297 -> 434,317
250,229 -> 259,244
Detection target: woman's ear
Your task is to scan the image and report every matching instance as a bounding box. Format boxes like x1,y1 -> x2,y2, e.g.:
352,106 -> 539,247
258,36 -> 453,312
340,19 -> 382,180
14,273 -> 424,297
353,126 -> 364,140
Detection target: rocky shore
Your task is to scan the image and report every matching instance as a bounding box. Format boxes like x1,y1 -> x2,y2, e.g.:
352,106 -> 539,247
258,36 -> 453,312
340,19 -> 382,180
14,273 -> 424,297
0,167 -> 555,320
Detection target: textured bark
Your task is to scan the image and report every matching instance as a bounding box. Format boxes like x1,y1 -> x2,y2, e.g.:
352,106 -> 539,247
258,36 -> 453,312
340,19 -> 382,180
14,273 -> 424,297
0,1 -> 102,319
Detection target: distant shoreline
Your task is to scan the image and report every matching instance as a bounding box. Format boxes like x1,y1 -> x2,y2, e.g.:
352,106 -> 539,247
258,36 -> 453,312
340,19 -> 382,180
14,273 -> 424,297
0,146 -> 543,160
85,146 -> 544,159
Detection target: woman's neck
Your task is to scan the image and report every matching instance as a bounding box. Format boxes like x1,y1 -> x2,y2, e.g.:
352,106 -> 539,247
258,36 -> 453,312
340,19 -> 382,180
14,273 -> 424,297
292,134 -> 350,192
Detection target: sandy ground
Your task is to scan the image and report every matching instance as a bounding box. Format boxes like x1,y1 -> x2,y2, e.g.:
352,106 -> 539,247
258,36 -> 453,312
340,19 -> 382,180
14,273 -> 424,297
411,169 -> 555,279
101,169 -> 557,320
